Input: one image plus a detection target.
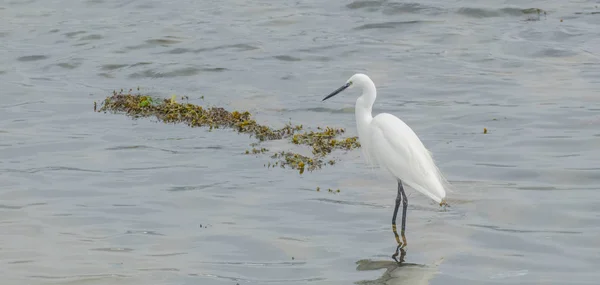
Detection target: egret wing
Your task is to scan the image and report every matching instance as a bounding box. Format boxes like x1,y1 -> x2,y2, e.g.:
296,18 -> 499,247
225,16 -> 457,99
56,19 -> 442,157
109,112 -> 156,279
369,113 -> 447,203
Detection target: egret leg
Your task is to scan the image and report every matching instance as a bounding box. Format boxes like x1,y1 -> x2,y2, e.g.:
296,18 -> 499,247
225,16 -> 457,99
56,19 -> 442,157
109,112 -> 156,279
400,182 -> 408,248
391,183 -> 402,245
391,181 -> 407,262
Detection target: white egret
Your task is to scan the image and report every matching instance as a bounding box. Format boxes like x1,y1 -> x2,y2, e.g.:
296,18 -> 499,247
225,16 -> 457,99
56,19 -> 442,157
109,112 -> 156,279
322,73 -> 449,261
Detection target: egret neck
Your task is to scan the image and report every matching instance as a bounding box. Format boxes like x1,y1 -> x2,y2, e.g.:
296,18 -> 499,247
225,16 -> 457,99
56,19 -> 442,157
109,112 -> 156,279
354,77 -> 376,150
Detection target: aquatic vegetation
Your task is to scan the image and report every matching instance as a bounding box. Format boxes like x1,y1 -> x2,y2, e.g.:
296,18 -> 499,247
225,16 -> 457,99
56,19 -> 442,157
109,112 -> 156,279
521,8 -> 546,15
329,188 -> 341,193
291,127 -> 360,156
315,187 -> 340,194
96,89 -> 361,174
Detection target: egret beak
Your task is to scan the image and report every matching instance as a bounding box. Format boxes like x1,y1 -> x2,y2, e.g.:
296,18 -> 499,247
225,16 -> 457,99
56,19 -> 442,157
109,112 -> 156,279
322,82 -> 352,101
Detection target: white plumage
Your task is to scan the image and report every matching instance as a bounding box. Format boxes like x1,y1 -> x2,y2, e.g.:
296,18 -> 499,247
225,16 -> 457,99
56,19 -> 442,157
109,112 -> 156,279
324,73 -> 448,205
369,113 -> 447,204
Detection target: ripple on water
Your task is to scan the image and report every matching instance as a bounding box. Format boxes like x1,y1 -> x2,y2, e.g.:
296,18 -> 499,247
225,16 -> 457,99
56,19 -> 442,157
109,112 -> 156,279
347,0 -> 445,16
101,64 -> 129,70
100,62 -> 152,72
383,2 -> 446,15
188,273 -> 325,283
138,267 -> 180,272
90,247 -> 135,252
146,252 -> 188,257
8,260 -> 34,264
353,20 -> 425,30
17,55 -> 48,62
55,61 -> 82,69
273,55 -> 301,62
456,7 -> 545,18
118,165 -> 208,172
166,182 -> 227,192
196,260 -> 307,266
3,166 -> 105,174
64,31 -> 86,38
124,230 -> 165,236
28,274 -> 130,280
532,47 -> 578,58
467,224 -> 582,235
42,58 -> 84,71
79,34 -> 103,41
518,28 -> 586,43
124,37 -> 185,50
105,145 -> 180,154
128,67 -> 227,78
311,198 -> 387,209
159,43 -> 260,55
164,47 -> 192,54
145,38 -> 182,46
0,202 -> 47,210
346,0 -> 386,10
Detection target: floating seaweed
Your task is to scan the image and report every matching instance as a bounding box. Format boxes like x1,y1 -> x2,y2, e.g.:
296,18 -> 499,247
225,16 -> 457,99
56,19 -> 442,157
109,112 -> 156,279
96,89 -> 361,174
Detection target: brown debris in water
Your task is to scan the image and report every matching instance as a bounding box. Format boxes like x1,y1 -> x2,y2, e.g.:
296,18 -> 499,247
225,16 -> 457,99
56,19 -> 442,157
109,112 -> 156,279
97,89 -> 361,174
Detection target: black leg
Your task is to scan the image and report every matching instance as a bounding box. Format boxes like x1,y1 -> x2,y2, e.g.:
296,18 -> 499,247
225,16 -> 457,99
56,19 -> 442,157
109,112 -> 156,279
391,182 -> 402,245
400,182 -> 408,248
391,181 -> 407,262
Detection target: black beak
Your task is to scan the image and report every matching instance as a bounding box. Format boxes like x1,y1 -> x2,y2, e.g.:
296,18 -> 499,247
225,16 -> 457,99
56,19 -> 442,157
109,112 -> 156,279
322,82 -> 352,101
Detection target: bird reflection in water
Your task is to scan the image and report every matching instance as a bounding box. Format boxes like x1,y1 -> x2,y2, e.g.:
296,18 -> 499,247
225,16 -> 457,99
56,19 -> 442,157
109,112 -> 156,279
355,251 -> 443,285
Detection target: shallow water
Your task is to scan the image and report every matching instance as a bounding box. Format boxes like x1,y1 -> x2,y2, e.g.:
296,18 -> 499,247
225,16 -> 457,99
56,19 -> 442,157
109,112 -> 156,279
1,0 -> 600,284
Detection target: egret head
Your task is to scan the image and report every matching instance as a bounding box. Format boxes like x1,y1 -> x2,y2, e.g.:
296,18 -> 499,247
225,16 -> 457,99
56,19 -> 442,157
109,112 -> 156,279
322,73 -> 375,101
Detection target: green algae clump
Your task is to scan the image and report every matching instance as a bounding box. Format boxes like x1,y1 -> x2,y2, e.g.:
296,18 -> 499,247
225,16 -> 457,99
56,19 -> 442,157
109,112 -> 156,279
97,89 -> 361,174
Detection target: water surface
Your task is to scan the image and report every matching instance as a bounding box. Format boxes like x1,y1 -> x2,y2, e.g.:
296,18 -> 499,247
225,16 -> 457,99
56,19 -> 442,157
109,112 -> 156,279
1,0 -> 600,284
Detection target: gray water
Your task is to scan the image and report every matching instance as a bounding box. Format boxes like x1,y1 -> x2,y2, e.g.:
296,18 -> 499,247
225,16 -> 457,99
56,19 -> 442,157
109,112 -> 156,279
1,0 -> 600,284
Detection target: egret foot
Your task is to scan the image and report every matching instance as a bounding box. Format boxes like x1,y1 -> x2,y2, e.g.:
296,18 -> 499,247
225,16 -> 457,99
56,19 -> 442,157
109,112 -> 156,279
392,245 -> 406,263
